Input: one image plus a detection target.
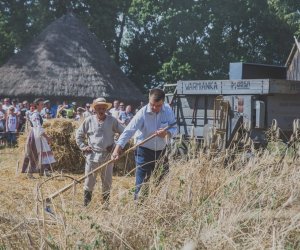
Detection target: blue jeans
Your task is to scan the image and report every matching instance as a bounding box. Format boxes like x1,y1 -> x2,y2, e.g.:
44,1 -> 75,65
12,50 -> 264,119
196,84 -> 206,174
7,132 -> 16,145
134,146 -> 169,199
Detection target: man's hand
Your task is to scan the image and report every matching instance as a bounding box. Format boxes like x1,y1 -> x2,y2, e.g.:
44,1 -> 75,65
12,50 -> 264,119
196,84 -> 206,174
155,128 -> 169,138
111,145 -> 122,161
111,153 -> 119,161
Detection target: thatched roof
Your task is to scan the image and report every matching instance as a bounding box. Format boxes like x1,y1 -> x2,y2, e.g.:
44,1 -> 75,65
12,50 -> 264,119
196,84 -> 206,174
286,37 -> 300,81
0,13 -> 144,102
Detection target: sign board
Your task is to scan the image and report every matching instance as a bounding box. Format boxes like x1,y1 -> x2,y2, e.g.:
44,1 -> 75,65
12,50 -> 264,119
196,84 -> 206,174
177,80 -> 221,95
177,79 -> 300,95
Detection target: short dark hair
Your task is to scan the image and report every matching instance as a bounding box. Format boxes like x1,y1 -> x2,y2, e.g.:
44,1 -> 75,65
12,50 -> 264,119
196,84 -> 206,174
149,88 -> 165,102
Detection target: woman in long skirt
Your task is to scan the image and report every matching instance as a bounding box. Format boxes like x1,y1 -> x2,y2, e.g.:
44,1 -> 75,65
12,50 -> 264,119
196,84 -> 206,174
21,98 -> 55,176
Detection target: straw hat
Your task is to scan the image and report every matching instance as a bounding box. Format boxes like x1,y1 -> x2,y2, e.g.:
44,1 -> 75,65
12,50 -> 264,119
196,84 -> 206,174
92,97 -> 112,109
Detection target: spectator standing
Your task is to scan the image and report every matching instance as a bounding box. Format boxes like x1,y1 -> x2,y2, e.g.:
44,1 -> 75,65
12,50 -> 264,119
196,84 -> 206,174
109,100 -> 120,119
50,101 -> 59,118
117,102 -> 125,124
83,103 -> 93,118
2,98 -> 11,112
64,102 -> 76,119
56,101 -> 69,118
119,104 -> 134,126
23,100 -> 30,111
11,99 -> 20,113
18,102 -> 27,131
75,107 -> 85,121
6,106 -> 18,146
41,100 -> 53,119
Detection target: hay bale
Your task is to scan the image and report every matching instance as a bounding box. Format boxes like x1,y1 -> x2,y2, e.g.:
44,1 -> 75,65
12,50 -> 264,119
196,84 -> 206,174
18,119 -> 85,173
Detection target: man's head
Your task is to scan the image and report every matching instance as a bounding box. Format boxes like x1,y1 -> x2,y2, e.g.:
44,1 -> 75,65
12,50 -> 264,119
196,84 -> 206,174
119,102 -> 125,111
149,88 -> 165,113
92,98 -> 112,120
23,100 -> 29,109
113,100 -> 120,109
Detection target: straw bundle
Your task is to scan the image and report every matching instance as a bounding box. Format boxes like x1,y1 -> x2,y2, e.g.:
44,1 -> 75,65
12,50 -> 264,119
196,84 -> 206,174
45,119 -> 86,173
18,119 -> 85,173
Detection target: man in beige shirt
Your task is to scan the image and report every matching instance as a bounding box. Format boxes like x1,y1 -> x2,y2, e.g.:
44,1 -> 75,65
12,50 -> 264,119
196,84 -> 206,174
76,98 -> 124,206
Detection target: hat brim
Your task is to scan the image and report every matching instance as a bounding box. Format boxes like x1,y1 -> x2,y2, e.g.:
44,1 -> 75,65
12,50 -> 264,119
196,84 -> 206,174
92,102 -> 112,110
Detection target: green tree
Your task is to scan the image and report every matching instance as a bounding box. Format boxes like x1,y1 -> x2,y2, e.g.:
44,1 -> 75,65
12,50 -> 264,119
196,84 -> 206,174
0,0 -> 299,91
0,0 -> 129,65
0,12 -> 15,63
123,0 -> 299,90
0,0 -> 33,60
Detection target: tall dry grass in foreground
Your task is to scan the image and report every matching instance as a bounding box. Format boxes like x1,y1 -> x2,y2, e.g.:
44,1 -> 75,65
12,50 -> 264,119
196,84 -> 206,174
1,140 -> 300,249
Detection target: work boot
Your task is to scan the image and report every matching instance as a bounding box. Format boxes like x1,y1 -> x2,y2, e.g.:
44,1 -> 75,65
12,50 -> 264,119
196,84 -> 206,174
84,190 -> 92,206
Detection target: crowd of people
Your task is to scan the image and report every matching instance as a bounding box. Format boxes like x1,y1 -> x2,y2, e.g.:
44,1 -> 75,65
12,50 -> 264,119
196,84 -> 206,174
0,97 -> 144,146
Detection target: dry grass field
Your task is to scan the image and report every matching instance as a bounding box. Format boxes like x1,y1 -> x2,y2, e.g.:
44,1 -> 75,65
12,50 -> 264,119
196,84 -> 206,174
1,136 -> 300,249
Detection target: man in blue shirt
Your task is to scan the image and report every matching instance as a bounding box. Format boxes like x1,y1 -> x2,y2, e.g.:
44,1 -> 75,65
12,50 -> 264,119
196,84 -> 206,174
111,88 -> 177,199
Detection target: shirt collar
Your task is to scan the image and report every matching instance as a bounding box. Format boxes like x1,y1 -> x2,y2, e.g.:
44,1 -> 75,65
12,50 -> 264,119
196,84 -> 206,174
146,102 -> 165,114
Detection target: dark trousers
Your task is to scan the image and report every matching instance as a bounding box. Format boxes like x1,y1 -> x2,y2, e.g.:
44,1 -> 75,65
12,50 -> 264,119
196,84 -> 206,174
134,146 -> 169,199
6,132 -> 17,145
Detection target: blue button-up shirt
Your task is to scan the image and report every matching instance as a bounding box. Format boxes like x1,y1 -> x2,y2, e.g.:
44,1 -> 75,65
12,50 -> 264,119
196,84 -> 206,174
117,103 -> 177,151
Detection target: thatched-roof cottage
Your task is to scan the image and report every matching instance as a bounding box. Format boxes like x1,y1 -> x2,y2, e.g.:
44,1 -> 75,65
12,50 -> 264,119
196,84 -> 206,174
286,37 -> 300,80
0,13 -> 144,103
